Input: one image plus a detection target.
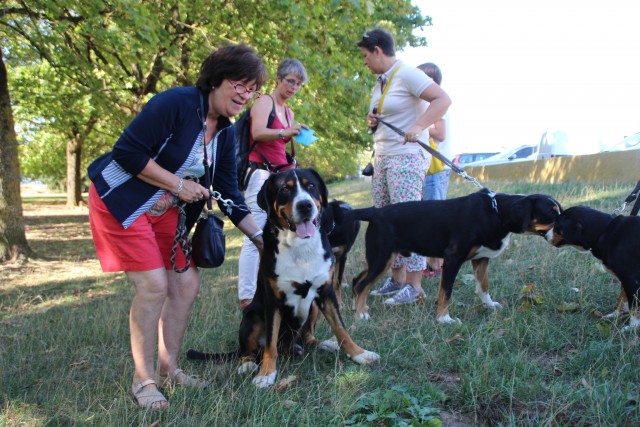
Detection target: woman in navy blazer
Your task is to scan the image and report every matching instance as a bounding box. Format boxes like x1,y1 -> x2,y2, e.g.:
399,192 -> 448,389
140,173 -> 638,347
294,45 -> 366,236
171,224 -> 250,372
88,44 -> 267,409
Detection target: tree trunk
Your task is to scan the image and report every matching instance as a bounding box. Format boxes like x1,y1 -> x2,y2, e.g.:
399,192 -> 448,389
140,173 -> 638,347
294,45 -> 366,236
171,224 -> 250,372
0,52 -> 32,263
66,118 -> 97,207
66,137 -> 82,207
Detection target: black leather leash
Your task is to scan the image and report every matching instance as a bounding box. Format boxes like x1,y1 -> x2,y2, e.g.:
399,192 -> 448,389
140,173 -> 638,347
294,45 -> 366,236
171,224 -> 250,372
375,117 -> 498,213
614,179 -> 640,216
376,118 -> 481,185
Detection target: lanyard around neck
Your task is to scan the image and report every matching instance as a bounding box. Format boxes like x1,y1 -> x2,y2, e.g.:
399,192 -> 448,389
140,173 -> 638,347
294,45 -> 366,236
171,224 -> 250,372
376,64 -> 402,114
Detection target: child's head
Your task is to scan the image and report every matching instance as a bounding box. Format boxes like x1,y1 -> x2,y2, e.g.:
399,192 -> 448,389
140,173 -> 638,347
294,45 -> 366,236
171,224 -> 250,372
417,62 -> 442,85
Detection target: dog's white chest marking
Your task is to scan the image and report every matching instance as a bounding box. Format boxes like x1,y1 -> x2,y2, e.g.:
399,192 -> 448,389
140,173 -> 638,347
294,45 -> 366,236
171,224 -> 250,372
275,233 -> 331,321
473,233 -> 512,259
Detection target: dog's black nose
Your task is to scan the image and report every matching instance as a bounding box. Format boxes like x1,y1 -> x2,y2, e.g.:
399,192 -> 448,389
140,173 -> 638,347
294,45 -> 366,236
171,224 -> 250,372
296,200 -> 313,216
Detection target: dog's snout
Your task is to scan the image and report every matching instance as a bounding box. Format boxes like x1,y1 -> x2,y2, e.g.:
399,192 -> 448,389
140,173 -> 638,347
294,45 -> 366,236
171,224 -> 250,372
296,200 -> 313,216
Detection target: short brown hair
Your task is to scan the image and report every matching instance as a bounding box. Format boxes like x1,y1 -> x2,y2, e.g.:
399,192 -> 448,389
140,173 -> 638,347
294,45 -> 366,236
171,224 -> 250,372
356,28 -> 395,56
196,43 -> 268,92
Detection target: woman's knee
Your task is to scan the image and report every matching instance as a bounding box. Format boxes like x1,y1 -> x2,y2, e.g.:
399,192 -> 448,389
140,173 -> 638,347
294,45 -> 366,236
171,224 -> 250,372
128,270 -> 169,295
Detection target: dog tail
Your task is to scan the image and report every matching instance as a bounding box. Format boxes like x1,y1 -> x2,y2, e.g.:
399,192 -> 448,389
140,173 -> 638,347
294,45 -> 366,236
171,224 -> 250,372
341,206 -> 376,223
186,348 -> 239,362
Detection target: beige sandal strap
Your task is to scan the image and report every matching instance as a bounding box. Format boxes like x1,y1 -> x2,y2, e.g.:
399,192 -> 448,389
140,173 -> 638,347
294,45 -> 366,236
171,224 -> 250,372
132,379 -> 156,395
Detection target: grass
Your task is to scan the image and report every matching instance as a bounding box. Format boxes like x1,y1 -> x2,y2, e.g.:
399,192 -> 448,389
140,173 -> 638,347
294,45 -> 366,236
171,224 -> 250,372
1,179 -> 639,426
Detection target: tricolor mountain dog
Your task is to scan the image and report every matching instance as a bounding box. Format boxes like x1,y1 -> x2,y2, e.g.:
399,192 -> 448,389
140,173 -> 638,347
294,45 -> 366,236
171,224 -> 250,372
344,188 -> 561,323
326,200 -> 361,307
547,206 -> 640,331
187,168 -> 379,388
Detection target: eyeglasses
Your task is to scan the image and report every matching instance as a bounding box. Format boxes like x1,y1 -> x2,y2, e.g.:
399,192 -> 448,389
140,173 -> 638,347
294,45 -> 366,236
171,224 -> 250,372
283,77 -> 303,88
227,80 -> 261,98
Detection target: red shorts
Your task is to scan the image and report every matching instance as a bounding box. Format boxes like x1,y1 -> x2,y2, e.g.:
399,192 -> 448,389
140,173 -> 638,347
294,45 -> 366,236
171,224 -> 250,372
88,184 -> 193,272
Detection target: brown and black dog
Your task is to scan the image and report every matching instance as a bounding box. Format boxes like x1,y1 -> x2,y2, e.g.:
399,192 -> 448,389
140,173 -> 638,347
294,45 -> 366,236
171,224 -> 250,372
547,205 -> 640,331
342,188 -> 562,323
326,200 -> 361,307
187,168 -> 378,387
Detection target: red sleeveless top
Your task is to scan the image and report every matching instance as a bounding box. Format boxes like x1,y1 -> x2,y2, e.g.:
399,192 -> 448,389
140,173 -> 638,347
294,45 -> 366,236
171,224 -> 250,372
248,103 -> 291,166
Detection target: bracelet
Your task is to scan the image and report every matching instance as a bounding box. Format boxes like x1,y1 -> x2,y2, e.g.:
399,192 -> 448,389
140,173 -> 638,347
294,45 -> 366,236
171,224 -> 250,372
278,129 -> 284,139
250,230 -> 263,240
176,177 -> 184,195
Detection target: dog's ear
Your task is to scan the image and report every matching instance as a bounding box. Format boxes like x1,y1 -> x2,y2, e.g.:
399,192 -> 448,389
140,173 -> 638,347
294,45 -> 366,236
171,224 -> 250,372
508,197 -> 533,232
256,175 -> 273,216
562,211 -> 585,241
320,202 -> 335,234
308,168 -> 329,208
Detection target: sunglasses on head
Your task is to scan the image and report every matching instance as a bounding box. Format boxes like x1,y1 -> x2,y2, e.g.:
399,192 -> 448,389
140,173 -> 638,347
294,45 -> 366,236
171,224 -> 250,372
362,31 -> 379,45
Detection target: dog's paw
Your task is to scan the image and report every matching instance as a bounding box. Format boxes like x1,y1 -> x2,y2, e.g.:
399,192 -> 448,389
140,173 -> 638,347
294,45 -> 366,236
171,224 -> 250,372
437,314 -> 461,324
603,309 -> 628,320
478,292 -> 503,310
485,301 -> 503,310
237,361 -> 259,375
356,311 -> 371,321
252,371 -> 277,388
622,315 -> 640,332
318,339 -> 340,352
349,350 -> 380,365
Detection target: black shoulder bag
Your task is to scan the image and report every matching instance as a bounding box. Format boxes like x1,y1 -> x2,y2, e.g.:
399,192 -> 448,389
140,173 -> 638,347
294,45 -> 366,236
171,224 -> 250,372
171,97 -> 226,272
191,133 -> 226,269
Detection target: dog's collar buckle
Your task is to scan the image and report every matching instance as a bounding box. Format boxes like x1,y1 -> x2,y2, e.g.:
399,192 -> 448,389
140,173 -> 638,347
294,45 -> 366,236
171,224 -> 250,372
487,190 -> 499,214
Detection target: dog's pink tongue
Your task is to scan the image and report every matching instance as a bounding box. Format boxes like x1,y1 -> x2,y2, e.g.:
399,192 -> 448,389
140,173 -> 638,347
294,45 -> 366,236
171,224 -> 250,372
295,221 -> 316,239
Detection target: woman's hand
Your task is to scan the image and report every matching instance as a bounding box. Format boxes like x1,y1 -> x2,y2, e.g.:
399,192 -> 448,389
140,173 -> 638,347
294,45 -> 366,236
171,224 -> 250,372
286,123 -> 303,138
366,111 -> 380,130
403,124 -> 424,144
176,177 -> 210,203
251,235 -> 264,256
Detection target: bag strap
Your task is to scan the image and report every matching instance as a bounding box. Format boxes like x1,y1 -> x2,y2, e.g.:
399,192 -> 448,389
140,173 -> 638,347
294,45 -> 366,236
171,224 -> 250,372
282,101 -> 296,160
376,63 -> 402,114
200,94 -> 219,213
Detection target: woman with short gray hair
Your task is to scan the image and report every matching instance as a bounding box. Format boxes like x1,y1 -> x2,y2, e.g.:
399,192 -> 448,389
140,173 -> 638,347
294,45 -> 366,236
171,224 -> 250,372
237,58 -> 309,308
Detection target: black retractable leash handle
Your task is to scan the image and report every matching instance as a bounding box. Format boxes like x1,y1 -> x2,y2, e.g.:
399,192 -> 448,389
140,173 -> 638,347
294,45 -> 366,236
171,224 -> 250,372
375,117 -> 483,188
615,179 -> 640,216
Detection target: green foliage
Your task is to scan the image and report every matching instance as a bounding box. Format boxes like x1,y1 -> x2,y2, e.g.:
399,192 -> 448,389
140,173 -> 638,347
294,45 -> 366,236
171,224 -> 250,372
345,385 -> 443,426
2,0 -> 429,185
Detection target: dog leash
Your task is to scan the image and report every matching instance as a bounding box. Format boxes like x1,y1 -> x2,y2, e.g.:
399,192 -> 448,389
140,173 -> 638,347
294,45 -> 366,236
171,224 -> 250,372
375,118 -> 498,213
613,179 -> 640,216
208,191 -> 263,215
375,118 -> 483,189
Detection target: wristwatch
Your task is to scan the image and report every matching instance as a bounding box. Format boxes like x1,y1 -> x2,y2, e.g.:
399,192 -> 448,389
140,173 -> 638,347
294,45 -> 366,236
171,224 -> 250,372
278,129 -> 284,139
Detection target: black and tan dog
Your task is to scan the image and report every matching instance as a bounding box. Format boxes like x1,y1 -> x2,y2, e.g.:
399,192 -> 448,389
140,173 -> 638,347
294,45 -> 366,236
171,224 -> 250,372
547,206 -> 640,331
345,188 -> 562,323
187,168 -> 378,388
326,200 -> 361,307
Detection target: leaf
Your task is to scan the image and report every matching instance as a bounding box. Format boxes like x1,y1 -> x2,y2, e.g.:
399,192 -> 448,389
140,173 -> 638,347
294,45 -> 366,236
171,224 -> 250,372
596,322 -> 611,336
556,302 -> 580,312
275,375 -> 297,391
521,284 -> 537,294
446,333 -> 464,343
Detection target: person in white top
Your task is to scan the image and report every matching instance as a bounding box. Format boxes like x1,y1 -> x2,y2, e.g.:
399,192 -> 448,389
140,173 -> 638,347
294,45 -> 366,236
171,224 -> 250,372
357,28 -> 451,305
418,62 -> 451,278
